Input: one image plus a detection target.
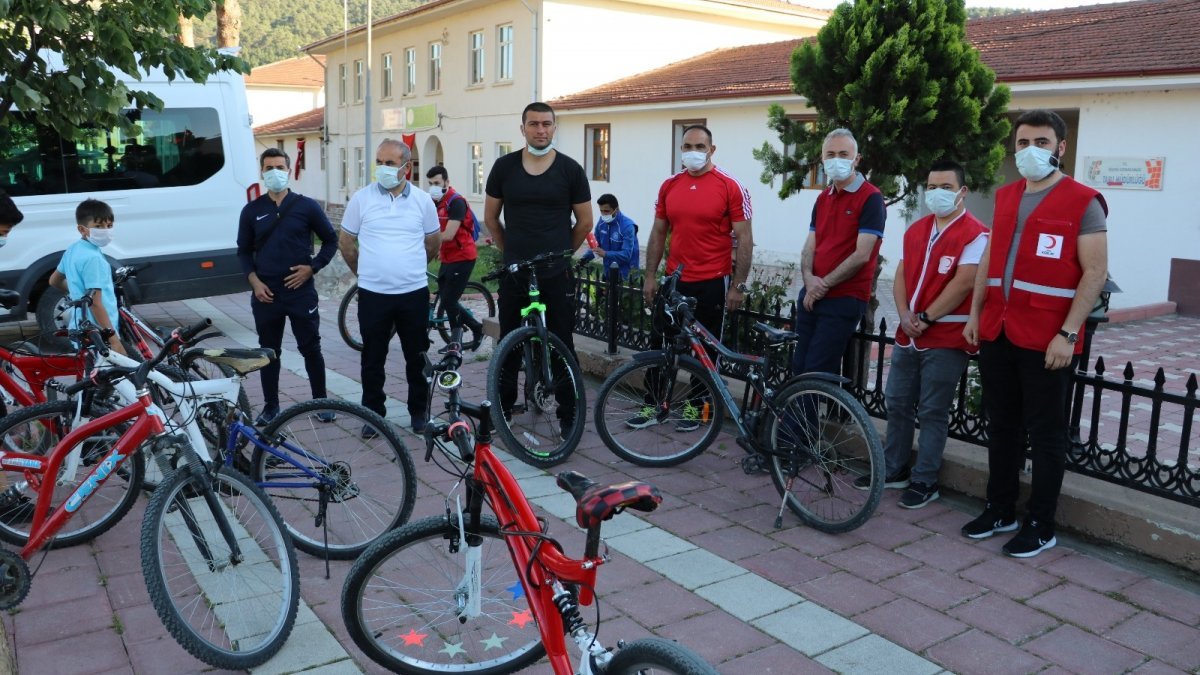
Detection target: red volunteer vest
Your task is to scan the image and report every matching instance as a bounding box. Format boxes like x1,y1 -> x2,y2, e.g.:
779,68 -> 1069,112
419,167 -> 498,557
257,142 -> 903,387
980,176 -> 1106,354
437,186 -> 477,264
895,211 -> 988,352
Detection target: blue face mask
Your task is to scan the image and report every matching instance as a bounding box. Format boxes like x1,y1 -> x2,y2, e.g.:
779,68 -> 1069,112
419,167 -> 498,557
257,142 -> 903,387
823,157 -> 854,183
1015,146 -> 1059,182
0,236 -> 6,248
924,187 -> 963,218
262,168 -> 289,193
527,142 -> 553,157
376,164 -> 406,190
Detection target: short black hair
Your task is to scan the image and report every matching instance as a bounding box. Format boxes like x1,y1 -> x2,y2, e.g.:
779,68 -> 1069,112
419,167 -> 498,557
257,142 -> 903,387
76,198 -> 113,226
521,101 -> 556,124
928,159 -> 966,189
259,147 -> 291,169
681,124 -> 713,144
1014,110 -> 1067,145
0,190 -> 23,227
597,193 -> 618,209
426,165 -> 448,181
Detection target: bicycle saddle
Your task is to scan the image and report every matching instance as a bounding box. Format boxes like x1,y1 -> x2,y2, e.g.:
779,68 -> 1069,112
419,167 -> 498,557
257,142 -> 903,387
181,346 -> 276,375
0,289 -> 19,310
753,321 -> 797,345
557,471 -> 662,529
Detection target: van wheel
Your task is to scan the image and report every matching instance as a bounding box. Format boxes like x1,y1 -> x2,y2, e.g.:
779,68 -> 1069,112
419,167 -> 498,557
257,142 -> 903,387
34,286 -> 71,351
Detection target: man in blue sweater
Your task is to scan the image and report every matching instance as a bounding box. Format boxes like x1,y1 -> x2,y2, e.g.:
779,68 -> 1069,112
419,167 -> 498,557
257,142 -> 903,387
580,193 -> 639,278
236,148 -> 339,424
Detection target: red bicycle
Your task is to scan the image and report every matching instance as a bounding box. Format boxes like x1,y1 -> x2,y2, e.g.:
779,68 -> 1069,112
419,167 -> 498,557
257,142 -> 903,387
0,289 -> 85,417
340,333 -> 716,674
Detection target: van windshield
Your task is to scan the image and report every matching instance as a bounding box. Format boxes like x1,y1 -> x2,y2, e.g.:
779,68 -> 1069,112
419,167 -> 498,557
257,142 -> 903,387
0,107 -> 225,195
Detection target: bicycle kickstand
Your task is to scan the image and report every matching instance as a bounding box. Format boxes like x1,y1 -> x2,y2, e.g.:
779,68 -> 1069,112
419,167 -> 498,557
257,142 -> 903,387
315,486 -> 331,580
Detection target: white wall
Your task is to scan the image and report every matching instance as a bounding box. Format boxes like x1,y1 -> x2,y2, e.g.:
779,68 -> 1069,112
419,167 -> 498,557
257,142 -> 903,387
246,88 -> 324,127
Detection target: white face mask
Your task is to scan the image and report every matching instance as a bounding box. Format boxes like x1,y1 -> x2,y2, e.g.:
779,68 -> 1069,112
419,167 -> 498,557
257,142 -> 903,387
376,164 -> 406,190
1015,146 -> 1059,182
428,185 -> 445,201
925,187 -> 963,218
599,213 -> 614,224
527,142 -> 553,157
88,227 -> 113,248
823,157 -> 855,183
262,168 -> 289,193
681,151 -> 709,172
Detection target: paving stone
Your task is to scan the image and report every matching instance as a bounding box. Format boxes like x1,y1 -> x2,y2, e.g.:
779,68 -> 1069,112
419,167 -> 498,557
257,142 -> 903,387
124,634 -> 239,675
24,564 -> 106,607
958,556 -> 1062,600
856,597 -> 969,653
12,594 -> 116,646
739,546 -> 837,587
290,661 -> 365,674
815,634 -> 942,675
821,542 -> 921,582
644,502 -> 732,537
718,642 -> 834,674
1129,659 -> 1190,674
894,533 -> 993,572
769,521 -> 863,557
604,578 -> 717,629
1024,624 -> 1144,674
605,526 -> 696,563
656,609 -> 777,665
1121,577 -> 1200,625
879,567 -> 986,611
751,602 -> 869,656
1106,612 -> 1200,671
690,524 -> 781,562
947,591 -> 1059,644
1026,582 -> 1139,633
18,628 -> 128,674
850,513 -> 931,550
797,571 -> 899,617
643,548 -> 744,590
253,617 -> 353,675
926,629 -> 1049,675
1040,552 -> 1143,593
694,573 -> 801,621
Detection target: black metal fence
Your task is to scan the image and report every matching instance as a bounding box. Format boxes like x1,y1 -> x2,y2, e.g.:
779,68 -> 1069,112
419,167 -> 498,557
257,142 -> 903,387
573,265 -> 1200,508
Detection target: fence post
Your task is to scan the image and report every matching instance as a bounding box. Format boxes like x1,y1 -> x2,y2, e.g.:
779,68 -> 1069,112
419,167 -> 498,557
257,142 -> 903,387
606,262 -> 620,354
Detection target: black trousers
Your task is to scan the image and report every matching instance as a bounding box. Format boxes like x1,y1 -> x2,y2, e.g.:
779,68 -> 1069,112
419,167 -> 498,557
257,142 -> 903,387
358,286 -> 430,419
647,276 -> 727,406
497,269 -> 577,421
790,291 -> 867,376
437,259 -> 477,331
979,331 -> 1075,526
251,282 -> 326,410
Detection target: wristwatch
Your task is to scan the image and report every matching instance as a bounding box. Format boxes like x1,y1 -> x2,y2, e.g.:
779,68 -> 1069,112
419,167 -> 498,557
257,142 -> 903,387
735,282 -> 751,294
1057,329 -> 1079,344
918,311 -> 935,325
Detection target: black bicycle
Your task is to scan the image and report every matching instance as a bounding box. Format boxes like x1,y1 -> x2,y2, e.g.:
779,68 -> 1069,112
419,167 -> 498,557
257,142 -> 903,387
337,271 -> 496,352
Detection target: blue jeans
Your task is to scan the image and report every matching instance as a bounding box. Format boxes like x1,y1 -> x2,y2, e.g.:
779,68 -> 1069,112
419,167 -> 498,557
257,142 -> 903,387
790,291 -> 866,376
883,345 -> 970,485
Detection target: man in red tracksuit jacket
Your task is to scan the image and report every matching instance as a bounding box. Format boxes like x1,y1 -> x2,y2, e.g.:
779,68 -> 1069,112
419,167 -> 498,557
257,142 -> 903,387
962,110 -> 1109,558
865,160 -> 988,510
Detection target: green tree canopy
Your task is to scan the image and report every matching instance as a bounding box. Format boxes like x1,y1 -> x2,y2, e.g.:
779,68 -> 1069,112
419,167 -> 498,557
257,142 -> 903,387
0,0 -> 247,145
754,0 -> 1011,207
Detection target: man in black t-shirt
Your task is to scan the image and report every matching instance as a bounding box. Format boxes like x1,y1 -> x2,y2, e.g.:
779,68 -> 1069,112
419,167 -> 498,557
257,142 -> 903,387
484,102 -> 592,428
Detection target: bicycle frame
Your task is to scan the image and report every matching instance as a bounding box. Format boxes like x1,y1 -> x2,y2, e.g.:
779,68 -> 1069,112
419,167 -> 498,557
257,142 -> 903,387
0,346 -> 83,409
221,420 -> 339,490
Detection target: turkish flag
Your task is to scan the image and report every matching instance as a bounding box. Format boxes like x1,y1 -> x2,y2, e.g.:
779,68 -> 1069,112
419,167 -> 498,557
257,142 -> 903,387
295,138 -> 306,179
401,133 -> 416,179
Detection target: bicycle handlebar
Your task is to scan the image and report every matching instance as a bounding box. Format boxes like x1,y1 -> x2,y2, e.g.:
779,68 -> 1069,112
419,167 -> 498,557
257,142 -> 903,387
481,249 -> 575,282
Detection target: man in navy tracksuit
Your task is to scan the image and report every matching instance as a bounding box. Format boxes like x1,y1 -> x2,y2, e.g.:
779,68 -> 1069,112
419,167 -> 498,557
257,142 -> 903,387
580,193 -> 639,278
236,148 -> 339,424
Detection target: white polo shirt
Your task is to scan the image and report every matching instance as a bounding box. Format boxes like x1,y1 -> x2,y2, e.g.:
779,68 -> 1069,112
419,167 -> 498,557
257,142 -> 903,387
342,181 -> 440,294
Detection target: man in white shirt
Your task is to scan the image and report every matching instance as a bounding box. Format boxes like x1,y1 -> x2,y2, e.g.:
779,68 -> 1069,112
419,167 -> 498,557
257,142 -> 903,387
338,139 -> 440,436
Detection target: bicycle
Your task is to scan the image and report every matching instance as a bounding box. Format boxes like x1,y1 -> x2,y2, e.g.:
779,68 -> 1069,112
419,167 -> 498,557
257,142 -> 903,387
593,266 -> 885,533
0,320 -> 300,670
340,335 -> 717,675
0,290 -> 82,417
483,249 -> 587,467
337,270 -> 496,352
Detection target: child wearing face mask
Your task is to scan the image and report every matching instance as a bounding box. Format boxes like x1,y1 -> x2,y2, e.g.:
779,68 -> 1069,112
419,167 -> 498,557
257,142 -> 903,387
0,189 -> 24,249
48,198 -> 126,354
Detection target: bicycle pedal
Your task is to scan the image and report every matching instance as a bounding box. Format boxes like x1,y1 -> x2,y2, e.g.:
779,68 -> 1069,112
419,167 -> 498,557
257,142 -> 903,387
740,455 -> 769,475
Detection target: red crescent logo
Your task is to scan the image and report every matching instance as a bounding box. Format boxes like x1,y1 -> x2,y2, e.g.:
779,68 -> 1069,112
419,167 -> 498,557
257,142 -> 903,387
1041,235 -> 1057,249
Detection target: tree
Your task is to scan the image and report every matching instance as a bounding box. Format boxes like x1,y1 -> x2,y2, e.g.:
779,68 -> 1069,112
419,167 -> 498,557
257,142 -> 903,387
0,0 -> 247,145
754,0 -> 1011,207
216,0 -> 240,47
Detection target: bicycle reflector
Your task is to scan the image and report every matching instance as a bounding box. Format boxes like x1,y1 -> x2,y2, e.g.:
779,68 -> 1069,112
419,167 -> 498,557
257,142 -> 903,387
436,370 -> 462,391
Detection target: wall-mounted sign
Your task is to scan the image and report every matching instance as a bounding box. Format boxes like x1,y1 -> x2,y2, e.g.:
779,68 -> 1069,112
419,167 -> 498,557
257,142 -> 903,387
1082,156 -> 1164,191
382,104 -> 438,132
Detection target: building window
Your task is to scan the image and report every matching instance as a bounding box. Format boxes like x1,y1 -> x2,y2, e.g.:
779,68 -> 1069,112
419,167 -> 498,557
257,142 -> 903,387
339,64 -> 347,105
320,142 -> 326,171
497,24 -> 513,81
429,42 -> 442,92
381,53 -> 393,99
469,142 -> 483,195
782,116 -> 826,189
469,31 -> 485,86
584,124 -> 610,182
355,146 -> 364,188
404,47 -> 416,95
276,139 -> 285,151
496,142 -> 512,158
353,59 -> 364,102
671,118 -> 706,173
340,147 -> 348,189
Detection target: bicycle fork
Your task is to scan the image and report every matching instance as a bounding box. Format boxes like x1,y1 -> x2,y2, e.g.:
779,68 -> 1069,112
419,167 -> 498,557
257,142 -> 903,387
171,442 -> 245,571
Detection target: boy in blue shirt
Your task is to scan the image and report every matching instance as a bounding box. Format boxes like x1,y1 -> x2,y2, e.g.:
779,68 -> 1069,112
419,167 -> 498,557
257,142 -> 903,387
580,193 -> 639,278
49,199 -> 125,355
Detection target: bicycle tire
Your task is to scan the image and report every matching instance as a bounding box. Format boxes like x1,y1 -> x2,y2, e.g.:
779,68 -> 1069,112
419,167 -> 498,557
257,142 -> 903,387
253,398 -> 416,559
434,281 -> 497,348
760,378 -> 884,533
342,514 -> 546,675
486,326 -> 586,467
604,637 -> 718,675
337,284 -> 364,351
141,463 -> 300,670
0,400 -> 145,548
594,356 -> 723,467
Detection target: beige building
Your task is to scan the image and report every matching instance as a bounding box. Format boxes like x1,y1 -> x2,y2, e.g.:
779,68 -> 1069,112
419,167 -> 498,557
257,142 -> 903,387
304,0 -> 828,208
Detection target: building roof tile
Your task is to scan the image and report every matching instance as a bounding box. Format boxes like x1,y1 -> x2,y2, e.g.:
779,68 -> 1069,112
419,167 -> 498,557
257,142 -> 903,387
254,107 -> 324,136
246,55 -> 326,88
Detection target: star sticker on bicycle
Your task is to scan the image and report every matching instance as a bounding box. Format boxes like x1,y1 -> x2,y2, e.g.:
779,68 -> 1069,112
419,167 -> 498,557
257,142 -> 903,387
439,641 -> 466,657
399,629 -> 428,646
481,632 -> 508,650
507,581 -> 525,600
508,609 -> 534,629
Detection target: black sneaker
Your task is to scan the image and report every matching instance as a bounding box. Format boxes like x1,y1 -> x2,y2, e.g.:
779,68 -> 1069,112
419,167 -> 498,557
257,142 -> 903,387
361,424 -> 380,440
412,417 -> 428,434
313,411 -> 337,423
625,407 -> 658,429
898,482 -> 940,509
1002,519 -> 1057,558
961,503 -> 1018,539
853,467 -> 910,491
255,406 -> 280,426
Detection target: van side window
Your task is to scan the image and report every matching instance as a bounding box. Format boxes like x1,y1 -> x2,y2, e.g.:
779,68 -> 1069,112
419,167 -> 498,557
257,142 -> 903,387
0,107 -> 224,195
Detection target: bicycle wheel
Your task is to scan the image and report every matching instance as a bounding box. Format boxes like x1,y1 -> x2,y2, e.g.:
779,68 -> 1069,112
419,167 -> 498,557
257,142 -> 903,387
486,326 -> 586,467
760,378 -> 884,533
605,637 -> 718,675
0,400 -> 145,548
594,356 -> 723,467
141,463 -> 299,670
435,281 -> 497,348
342,514 -> 546,675
338,284 -> 364,351
184,359 -> 252,446
253,398 -> 416,559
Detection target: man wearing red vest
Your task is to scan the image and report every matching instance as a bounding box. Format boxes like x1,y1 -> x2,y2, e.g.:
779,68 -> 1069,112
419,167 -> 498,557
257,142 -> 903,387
794,128 -> 886,377
861,160 -> 988,509
426,165 -> 484,350
962,110 -> 1108,558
